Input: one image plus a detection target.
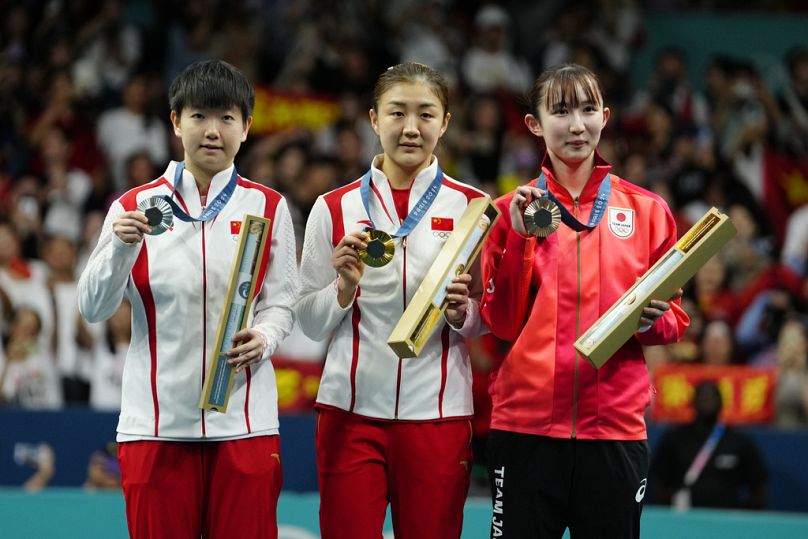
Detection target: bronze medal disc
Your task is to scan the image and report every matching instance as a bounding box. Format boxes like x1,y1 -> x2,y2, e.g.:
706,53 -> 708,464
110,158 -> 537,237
524,198 -> 561,238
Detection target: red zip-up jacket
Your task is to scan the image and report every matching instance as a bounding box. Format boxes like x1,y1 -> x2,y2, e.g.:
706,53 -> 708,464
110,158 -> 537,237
481,155 -> 689,440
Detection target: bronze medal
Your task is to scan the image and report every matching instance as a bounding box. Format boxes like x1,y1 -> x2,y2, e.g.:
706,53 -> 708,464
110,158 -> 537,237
523,198 -> 561,238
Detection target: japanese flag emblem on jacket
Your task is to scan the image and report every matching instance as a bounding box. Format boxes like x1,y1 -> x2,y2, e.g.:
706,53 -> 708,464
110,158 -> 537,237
608,207 -> 634,238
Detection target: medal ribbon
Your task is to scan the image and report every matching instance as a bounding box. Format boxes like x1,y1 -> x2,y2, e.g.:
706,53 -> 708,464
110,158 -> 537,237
160,161 -> 238,223
360,164 -> 444,237
536,172 -> 611,231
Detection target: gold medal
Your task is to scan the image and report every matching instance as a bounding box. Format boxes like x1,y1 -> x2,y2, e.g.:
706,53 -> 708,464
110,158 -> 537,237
523,198 -> 561,237
137,196 -> 174,235
358,229 -> 395,267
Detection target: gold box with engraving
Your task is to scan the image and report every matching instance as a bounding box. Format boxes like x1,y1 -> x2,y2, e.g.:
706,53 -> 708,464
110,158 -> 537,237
388,197 -> 501,358
200,215 -> 271,412
574,207 -> 736,368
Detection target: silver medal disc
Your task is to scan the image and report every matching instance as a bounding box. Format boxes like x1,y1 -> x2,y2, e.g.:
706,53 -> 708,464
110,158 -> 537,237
137,196 -> 174,235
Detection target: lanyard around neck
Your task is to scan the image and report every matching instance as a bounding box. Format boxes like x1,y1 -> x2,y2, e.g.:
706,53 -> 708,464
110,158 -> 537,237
359,164 -> 444,237
161,161 -> 238,223
536,172 -> 611,231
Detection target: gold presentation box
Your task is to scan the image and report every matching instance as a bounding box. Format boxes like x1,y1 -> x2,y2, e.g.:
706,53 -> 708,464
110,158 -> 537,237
388,196 -> 501,358
200,215 -> 271,412
574,207 -> 736,368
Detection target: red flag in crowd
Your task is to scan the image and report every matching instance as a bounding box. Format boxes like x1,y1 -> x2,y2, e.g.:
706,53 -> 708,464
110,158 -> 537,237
763,150 -> 808,245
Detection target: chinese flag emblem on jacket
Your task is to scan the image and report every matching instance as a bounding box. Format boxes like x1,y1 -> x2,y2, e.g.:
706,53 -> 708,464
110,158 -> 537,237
431,217 -> 453,231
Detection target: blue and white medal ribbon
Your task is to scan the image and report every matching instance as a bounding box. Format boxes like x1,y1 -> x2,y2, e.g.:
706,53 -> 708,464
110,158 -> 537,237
160,161 -> 238,223
359,164 -> 444,237
535,172 -> 612,232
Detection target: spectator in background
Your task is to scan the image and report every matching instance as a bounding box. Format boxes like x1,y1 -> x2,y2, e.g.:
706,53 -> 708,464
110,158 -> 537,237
0,220 -> 53,351
699,320 -> 737,365
629,47 -> 710,138
38,125 -> 91,243
15,442 -> 55,492
666,297 -> 705,363
96,72 -> 168,191
0,307 -> 61,409
780,204 -> 808,276
89,300 -> 130,411
774,47 -> 808,156
774,317 -> 808,427
27,69 -> 103,178
461,5 -> 532,96
649,380 -> 767,510
42,235 -> 94,405
84,441 -> 122,491
456,94 -> 506,190
690,255 -> 736,323
737,287 -> 799,364
70,0 -> 143,104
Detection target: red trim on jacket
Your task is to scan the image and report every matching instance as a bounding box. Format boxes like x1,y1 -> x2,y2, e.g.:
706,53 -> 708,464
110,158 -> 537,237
324,180 -> 361,246
119,178 -> 168,437
372,181 -> 395,224
441,177 -> 485,203
438,325 -> 450,418
132,245 -> 160,436
201,224 -> 207,436
349,287 -> 362,412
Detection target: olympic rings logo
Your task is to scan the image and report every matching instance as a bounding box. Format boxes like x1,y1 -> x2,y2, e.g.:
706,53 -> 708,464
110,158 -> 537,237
433,231 -> 452,239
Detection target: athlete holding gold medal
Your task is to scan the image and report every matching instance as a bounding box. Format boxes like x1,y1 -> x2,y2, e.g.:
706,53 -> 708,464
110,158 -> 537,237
297,63 -> 488,539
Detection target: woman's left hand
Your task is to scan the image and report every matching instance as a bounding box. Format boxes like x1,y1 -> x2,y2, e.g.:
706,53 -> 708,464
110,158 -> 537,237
445,273 -> 472,328
226,328 -> 267,373
638,288 -> 683,332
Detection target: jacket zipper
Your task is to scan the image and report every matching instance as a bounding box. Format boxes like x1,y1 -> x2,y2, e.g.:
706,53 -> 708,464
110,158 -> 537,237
393,236 -> 407,419
201,220 -> 207,436
572,197 -> 581,439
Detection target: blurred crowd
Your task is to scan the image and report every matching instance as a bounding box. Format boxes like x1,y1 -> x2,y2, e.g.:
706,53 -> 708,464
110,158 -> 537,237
1,0 -> 807,436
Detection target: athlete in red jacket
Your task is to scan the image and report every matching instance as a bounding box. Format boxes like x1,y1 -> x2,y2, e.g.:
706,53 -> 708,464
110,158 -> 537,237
481,64 -> 689,538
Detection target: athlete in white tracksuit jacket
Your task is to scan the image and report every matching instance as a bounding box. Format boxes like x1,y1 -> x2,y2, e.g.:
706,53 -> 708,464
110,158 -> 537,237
78,59 -> 297,539
296,62 -> 488,539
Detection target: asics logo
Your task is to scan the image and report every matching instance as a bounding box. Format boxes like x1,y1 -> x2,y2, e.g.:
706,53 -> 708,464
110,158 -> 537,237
635,478 -> 647,503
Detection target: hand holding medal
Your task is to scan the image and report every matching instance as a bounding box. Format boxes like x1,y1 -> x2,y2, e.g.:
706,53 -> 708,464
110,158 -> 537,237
112,197 -> 174,245
332,231 -> 369,308
136,196 -> 174,235
524,198 -> 561,237
357,229 -> 395,267
510,185 -> 555,237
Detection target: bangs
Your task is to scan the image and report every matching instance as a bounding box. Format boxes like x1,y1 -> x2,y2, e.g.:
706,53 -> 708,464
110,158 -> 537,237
184,81 -> 242,112
169,60 -> 255,120
542,68 -> 603,110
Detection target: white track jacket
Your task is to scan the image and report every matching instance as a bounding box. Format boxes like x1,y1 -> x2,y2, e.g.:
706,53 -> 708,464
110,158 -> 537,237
297,157 -> 486,421
78,162 -> 298,440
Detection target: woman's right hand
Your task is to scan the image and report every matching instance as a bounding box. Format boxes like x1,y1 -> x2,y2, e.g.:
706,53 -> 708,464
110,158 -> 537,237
113,211 -> 151,244
509,185 -> 546,236
333,230 -> 368,307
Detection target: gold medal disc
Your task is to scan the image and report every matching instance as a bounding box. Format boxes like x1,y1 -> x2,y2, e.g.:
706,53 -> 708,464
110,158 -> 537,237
137,196 -> 174,235
358,229 -> 395,267
524,198 -> 561,238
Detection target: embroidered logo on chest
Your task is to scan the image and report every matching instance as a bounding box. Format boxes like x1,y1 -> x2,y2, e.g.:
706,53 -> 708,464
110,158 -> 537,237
230,220 -> 242,240
608,207 -> 634,238
431,216 -> 453,239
